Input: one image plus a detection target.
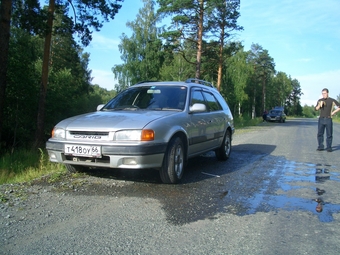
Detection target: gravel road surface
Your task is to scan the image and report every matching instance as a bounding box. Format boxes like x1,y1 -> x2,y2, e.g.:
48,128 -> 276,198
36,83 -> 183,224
1,118 -> 340,255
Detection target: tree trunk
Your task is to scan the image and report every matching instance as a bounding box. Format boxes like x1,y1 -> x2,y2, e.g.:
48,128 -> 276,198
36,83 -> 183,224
0,0 -> 12,148
262,77 -> 266,111
217,25 -> 224,91
252,87 -> 256,119
34,0 -> 55,148
195,0 -> 204,80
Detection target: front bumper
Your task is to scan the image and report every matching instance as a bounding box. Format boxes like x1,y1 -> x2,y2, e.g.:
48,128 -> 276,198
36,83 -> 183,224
267,116 -> 281,121
46,141 -> 167,169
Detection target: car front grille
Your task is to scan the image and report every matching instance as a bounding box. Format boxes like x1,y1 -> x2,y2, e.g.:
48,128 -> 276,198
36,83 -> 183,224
67,130 -> 111,141
69,131 -> 109,136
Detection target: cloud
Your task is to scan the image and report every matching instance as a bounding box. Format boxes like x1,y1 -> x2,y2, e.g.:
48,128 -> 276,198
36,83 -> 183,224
89,33 -> 121,50
91,69 -> 117,90
297,69 -> 340,106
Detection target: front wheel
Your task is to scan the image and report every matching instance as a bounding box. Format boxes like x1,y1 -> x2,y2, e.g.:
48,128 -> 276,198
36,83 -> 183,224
215,130 -> 231,161
159,137 -> 184,184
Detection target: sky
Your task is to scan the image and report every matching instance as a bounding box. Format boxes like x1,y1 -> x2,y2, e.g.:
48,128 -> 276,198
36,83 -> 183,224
85,0 -> 340,106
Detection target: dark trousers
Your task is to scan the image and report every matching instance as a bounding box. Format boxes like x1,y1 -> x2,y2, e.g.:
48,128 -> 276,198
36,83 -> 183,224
317,117 -> 333,149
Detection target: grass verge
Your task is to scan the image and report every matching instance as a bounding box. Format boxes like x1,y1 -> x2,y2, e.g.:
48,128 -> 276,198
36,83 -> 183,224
0,148 -> 66,185
234,116 -> 263,128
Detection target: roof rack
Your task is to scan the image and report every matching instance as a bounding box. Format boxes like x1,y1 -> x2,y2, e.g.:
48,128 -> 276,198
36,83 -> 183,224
185,78 -> 214,88
136,80 -> 158,84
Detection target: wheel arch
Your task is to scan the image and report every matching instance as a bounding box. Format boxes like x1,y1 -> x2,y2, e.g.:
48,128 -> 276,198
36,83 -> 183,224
170,131 -> 188,162
225,125 -> 233,143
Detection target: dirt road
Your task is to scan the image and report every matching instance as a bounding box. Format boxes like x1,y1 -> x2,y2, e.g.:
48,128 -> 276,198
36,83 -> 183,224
1,118 -> 340,254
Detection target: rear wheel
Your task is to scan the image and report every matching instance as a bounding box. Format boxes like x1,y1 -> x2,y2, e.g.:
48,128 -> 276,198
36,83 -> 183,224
215,130 -> 231,161
65,164 -> 84,173
159,137 -> 184,184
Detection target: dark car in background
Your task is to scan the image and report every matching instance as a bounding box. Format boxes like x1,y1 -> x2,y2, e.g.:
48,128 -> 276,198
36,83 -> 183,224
266,107 -> 286,123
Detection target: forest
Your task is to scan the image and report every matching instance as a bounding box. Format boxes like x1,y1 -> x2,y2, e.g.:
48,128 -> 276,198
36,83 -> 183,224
0,0 -> 307,152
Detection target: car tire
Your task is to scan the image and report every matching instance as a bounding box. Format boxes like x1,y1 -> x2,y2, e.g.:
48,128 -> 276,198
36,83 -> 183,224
159,137 -> 184,184
65,164 -> 84,173
215,130 -> 231,161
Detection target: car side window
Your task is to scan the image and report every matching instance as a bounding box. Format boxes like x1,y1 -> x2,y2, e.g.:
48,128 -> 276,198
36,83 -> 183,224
190,90 -> 206,107
202,91 -> 222,111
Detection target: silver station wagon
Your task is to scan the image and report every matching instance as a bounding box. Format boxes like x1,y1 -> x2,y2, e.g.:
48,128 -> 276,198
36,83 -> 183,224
46,79 -> 234,184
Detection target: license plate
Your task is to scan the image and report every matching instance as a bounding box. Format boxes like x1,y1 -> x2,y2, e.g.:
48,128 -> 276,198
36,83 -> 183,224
64,144 -> 101,158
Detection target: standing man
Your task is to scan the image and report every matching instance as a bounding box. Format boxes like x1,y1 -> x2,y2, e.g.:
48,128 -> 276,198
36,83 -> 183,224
315,88 -> 340,152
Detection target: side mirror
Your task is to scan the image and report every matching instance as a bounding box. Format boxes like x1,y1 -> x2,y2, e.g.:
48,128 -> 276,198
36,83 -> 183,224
189,103 -> 207,113
97,104 -> 105,111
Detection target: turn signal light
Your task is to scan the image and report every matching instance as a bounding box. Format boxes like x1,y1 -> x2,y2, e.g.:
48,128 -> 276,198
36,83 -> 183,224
141,129 -> 154,141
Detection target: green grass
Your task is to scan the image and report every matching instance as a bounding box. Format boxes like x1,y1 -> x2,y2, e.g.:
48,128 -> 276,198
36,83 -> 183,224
0,148 -> 66,185
234,116 -> 263,128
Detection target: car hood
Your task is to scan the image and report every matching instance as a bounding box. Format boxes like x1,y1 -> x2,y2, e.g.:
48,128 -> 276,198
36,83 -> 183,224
56,110 -> 179,131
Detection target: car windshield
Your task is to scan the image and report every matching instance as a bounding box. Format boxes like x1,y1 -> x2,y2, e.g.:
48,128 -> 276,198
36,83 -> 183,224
103,86 -> 187,111
270,110 -> 281,115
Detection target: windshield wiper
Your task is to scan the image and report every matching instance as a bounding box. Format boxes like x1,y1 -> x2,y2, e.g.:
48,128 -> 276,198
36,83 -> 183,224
108,105 -> 141,111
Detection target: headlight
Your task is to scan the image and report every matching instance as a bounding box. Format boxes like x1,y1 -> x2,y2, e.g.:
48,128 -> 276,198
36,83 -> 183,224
114,130 -> 154,141
115,130 -> 142,141
52,128 -> 66,139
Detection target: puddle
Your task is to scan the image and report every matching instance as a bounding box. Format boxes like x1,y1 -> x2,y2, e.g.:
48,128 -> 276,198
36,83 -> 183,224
242,161 -> 340,222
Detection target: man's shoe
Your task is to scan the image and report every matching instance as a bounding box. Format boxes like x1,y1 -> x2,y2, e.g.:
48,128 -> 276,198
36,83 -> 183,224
327,148 -> 332,152
316,148 -> 324,151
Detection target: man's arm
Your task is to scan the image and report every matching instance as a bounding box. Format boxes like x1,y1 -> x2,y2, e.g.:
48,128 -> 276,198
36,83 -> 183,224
331,107 -> 340,116
315,100 -> 324,111
331,99 -> 340,116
